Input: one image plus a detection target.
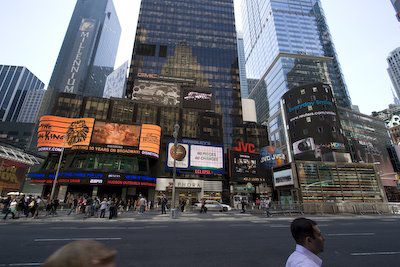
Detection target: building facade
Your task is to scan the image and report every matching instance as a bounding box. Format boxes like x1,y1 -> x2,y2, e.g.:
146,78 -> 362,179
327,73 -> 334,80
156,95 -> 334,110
392,0 -> 400,21
237,35 -> 249,99
17,89 -> 46,123
387,48 -> 400,101
241,0 -> 352,158
39,0 -> 121,116
127,0 -> 243,149
0,65 -> 44,122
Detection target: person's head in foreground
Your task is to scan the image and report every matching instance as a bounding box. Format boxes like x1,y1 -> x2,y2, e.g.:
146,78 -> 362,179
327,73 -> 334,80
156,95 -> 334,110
42,240 -> 117,267
291,217 -> 325,255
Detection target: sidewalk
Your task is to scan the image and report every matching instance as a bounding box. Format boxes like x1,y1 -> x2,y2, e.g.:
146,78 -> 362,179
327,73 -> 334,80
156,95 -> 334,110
2,209 -> 399,223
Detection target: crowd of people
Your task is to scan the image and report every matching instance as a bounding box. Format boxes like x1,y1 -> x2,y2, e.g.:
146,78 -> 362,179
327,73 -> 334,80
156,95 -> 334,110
1,194 -> 59,220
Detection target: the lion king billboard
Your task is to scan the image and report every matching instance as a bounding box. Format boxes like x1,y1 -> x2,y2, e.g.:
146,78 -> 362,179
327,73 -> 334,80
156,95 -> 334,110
37,116 -> 95,151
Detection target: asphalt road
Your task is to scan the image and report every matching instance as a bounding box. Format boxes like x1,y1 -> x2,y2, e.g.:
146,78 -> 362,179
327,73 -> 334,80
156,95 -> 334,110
1,215 -> 400,266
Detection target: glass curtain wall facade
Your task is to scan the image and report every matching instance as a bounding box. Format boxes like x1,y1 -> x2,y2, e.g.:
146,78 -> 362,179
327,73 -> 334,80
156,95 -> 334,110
387,48 -> 400,101
241,0 -> 351,157
127,0 -> 242,149
0,65 -> 44,122
392,0 -> 400,21
237,35 -> 249,98
40,0 -> 121,116
17,89 -> 46,123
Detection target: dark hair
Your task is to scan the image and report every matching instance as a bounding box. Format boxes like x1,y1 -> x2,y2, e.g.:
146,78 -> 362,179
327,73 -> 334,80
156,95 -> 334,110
290,217 -> 317,244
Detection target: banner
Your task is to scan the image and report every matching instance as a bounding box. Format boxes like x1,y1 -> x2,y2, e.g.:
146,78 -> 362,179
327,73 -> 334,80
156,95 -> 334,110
0,158 -> 28,191
139,124 -> 162,157
37,116 -> 95,151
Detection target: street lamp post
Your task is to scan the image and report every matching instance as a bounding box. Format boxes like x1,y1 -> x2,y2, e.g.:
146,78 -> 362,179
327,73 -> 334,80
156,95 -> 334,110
50,146 -> 65,200
171,123 -> 180,219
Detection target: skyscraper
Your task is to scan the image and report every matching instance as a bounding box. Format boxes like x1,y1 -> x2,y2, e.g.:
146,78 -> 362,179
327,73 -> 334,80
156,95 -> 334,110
17,89 -> 46,123
391,0 -> 400,21
40,0 -> 121,116
127,0 -> 242,149
0,65 -> 44,122
388,47 -> 400,100
237,34 -> 249,99
241,0 -> 351,155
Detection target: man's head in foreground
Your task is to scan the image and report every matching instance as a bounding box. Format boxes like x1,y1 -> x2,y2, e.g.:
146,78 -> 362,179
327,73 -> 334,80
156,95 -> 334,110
42,240 -> 117,267
290,217 -> 325,255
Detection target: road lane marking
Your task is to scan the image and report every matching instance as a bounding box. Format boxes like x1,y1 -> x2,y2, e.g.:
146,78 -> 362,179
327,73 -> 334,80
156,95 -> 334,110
229,224 -> 253,227
0,263 -> 41,266
326,233 -> 375,236
351,251 -> 400,256
34,237 -> 122,242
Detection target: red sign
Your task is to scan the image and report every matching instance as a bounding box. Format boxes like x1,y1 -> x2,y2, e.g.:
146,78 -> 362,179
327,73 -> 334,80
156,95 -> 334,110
233,141 -> 256,154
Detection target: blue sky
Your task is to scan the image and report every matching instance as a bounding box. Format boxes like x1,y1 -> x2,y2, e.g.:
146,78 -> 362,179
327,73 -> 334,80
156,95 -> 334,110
0,0 -> 399,115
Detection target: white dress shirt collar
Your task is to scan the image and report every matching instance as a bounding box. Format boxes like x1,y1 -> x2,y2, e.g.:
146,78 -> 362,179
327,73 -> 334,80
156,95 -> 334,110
295,244 -> 322,266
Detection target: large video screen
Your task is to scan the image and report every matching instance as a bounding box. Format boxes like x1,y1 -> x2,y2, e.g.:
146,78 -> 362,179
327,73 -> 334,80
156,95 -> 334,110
131,80 -> 180,107
190,145 -> 223,169
229,150 -> 268,183
91,121 -> 141,147
37,116 -> 95,151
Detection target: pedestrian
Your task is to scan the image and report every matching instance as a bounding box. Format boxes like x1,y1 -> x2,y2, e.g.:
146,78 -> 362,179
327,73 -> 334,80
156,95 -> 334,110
265,199 -> 272,217
255,198 -> 261,209
286,217 -> 325,267
99,198 -> 108,218
180,198 -> 186,212
34,196 -> 44,219
200,198 -> 207,213
139,195 -> 146,214
51,198 -> 59,216
108,198 -> 116,219
241,198 -> 246,213
42,240 -> 117,267
28,197 -> 36,217
161,194 -> 167,214
3,196 -> 16,220
67,197 -> 78,216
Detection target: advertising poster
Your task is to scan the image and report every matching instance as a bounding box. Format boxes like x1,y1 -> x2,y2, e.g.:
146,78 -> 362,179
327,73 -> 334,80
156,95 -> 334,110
37,116 -> 95,151
0,158 -> 28,191
190,145 -> 223,170
282,83 -> 348,161
167,143 -> 189,168
229,150 -> 267,183
273,169 -> 294,187
103,61 -> 128,98
131,80 -> 180,107
91,121 -> 141,147
182,88 -> 213,110
260,146 -> 286,169
139,124 -> 162,157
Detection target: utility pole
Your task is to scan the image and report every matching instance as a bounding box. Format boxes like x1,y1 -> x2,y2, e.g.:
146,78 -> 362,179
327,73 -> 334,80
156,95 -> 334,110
171,123 -> 180,219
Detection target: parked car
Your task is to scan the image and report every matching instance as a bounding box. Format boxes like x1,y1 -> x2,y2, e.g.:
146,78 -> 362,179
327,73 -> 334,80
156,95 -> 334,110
194,200 -> 232,212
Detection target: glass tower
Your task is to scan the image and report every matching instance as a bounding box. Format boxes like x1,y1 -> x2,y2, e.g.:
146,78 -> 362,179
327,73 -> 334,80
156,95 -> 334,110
241,0 -> 351,155
127,0 -> 242,149
0,65 -> 44,122
387,47 -> 400,101
392,0 -> 400,21
40,0 -> 121,116
237,35 -> 249,99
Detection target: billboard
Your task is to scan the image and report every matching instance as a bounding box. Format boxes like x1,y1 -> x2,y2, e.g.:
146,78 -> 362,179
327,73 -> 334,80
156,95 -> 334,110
190,145 -> 223,169
37,116 -> 95,151
166,142 -> 224,174
0,158 -> 29,191
103,61 -> 128,98
91,121 -> 140,147
139,124 -> 162,158
260,146 -> 286,169
229,150 -> 267,183
182,88 -> 213,110
167,143 -> 189,168
273,169 -> 294,187
282,83 -> 348,161
131,80 -> 180,107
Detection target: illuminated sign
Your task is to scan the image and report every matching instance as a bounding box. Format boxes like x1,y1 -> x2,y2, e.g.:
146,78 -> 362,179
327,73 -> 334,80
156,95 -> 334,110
190,145 -> 223,170
260,146 -> 286,169
273,169 -> 294,187
131,80 -> 180,107
0,159 -> 28,191
91,121 -> 140,147
229,150 -> 267,183
167,143 -> 189,168
37,116 -> 95,151
139,124 -> 162,157
233,141 -> 256,154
